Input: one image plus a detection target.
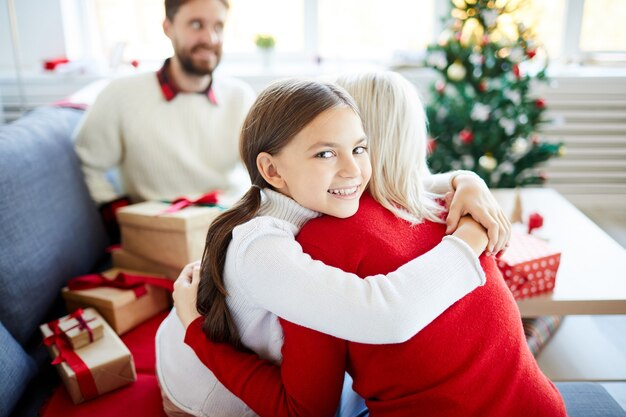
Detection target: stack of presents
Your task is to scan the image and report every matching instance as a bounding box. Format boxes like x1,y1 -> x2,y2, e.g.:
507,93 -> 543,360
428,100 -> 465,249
40,195 -> 221,410
40,190 -> 561,408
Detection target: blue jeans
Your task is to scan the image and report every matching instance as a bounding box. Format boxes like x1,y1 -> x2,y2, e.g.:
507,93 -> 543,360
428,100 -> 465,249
337,380 -> 625,417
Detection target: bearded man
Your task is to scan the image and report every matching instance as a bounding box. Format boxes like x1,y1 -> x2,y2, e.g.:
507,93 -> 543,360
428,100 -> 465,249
75,0 -> 255,208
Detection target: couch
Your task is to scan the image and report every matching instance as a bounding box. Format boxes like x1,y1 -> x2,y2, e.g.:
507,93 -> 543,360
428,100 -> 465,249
1,106 -> 625,417
0,106 -> 168,417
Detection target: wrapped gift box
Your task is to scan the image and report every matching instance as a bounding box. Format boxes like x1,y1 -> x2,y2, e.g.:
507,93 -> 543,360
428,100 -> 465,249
56,309 -> 104,350
116,201 -> 221,269
40,308 -> 136,404
111,247 -> 182,280
62,268 -> 171,335
497,230 -> 561,300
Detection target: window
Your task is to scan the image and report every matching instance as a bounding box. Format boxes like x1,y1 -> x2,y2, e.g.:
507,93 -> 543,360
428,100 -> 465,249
67,0 -> 626,68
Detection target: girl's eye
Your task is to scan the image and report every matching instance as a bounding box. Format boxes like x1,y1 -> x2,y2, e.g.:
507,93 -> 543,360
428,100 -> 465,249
354,145 -> 368,155
190,21 -> 202,30
315,150 -> 335,159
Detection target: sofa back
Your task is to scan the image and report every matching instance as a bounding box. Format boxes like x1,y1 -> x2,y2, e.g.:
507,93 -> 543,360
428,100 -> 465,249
0,107 -> 108,345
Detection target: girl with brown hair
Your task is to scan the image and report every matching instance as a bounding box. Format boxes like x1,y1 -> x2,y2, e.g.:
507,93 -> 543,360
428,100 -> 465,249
157,78 -> 496,416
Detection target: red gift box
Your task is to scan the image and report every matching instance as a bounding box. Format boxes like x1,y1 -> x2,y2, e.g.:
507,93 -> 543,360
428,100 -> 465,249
497,230 -> 561,300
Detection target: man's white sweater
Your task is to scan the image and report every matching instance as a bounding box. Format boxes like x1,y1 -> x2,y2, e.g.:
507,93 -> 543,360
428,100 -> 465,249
74,72 -> 255,203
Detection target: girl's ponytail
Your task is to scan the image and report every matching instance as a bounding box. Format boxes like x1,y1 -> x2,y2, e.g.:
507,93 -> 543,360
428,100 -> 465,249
196,186 -> 262,348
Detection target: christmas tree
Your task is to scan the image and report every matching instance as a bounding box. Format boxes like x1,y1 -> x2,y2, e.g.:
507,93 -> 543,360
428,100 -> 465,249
424,0 -> 563,187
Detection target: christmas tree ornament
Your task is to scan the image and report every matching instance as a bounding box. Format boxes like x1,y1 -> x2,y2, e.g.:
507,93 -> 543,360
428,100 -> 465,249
479,154 -> 497,171
459,129 -> 475,144
447,60 -> 467,81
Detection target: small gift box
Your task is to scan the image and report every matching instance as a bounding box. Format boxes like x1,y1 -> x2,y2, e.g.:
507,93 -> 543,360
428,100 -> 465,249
111,247 -> 182,280
62,268 -> 172,335
40,308 -> 136,404
497,230 -> 561,300
56,309 -> 104,350
116,199 -> 221,269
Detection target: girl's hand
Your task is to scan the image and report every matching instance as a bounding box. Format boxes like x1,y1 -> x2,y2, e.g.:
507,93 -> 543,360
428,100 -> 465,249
452,215 -> 489,257
445,173 -> 511,256
173,260 -> 202,330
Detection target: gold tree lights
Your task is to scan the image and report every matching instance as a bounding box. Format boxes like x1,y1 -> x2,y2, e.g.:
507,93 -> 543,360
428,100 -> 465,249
425,0 -> 564,187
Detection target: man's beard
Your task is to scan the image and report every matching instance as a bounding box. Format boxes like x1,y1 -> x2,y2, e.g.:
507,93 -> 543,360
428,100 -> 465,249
176,44 -> 221,77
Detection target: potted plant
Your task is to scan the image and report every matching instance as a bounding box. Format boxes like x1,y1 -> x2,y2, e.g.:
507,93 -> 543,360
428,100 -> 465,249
255,34 -> 276,69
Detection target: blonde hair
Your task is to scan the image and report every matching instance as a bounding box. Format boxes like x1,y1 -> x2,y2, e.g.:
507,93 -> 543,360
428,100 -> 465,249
335,71 -> 445,224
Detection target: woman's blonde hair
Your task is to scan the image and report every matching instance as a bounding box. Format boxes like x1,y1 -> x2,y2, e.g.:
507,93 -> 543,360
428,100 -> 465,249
335,71 -> 445,224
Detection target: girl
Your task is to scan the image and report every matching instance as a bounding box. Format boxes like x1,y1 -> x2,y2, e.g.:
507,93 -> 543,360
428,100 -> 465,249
158,78 -> 493,416
175,73 -> 566,416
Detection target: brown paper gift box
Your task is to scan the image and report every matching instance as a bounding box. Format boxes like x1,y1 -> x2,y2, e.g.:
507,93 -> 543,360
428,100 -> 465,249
40,308 -> 136,404
56,309 -> 104,350
111,248 -> 181,280
62,268 -> 170,335
116,201 -> 221,270
497,230 -> 561,300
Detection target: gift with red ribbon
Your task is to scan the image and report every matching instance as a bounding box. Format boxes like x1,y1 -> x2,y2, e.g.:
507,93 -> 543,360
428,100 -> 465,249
117,199 -> 222,269
161,190 -> 220,214
62,268 -> 171,335
40,308 -> 136,404
56,308 -> 104,350
497,229 -> 561,300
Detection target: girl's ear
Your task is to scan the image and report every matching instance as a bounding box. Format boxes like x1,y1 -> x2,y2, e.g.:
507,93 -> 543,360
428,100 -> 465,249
257,152 -> 285,189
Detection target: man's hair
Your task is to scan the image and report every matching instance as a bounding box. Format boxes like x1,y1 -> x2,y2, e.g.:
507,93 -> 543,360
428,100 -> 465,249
165,0 -> 230,21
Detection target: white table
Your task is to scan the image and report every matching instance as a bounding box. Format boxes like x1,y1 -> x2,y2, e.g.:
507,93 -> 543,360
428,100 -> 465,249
492,188 -> 626,317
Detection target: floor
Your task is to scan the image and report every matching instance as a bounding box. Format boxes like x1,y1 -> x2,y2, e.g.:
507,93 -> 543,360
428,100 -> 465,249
536,206 -> 626,410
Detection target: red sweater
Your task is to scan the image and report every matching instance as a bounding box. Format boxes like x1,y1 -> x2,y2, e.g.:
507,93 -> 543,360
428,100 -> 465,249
185,193 -> 566,416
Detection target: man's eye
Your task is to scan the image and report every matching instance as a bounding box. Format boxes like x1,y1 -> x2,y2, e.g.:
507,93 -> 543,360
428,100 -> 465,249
354,146 -> 368,154
190,21 -> 202,30
315,150 -> 334,159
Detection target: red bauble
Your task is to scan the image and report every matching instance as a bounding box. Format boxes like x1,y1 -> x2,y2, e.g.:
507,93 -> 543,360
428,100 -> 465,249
459,129 -> 474,144
130,60 -> 140,68
513,64 -> 521,79
535,98 -> 546,109
527,50 -> 536,59
427,138 -> 437,153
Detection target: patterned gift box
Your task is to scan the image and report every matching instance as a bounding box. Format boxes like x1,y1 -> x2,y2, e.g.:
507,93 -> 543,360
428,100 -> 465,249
56,309 -> 104,350
111,247 -> 182,280
62,268 -> 172,335
497,230 -> 561,300
116,201 -> 221,270
40,308 -> 136,404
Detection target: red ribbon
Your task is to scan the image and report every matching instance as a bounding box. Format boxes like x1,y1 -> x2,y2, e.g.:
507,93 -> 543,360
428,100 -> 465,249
161,191 -> 220,214
44,316 -> 99,401
68,272 -> 174,298
62,308 -> 97,344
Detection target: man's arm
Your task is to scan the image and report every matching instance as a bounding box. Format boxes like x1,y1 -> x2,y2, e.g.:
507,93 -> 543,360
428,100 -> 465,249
73,82 -> 124,204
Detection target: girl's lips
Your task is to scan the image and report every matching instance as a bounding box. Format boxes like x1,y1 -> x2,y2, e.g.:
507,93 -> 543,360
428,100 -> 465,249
327,185 -> 360,198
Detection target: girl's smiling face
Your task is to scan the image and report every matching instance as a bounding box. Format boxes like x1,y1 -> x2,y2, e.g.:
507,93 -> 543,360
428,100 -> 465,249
258,105 -> 371,218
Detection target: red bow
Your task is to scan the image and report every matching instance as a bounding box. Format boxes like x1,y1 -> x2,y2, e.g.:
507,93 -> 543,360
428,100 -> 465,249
68,272 -> 174,298
44,315 -> 99,401
162,191 -> 220,214
62,308 -> 98,344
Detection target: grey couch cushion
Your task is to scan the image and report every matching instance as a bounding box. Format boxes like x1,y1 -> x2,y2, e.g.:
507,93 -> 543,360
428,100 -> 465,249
0,107 -> 108,344
0,321 -> 36,417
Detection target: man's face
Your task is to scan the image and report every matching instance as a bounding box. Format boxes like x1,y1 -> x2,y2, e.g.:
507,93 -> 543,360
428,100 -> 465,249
164,0 -> 227,76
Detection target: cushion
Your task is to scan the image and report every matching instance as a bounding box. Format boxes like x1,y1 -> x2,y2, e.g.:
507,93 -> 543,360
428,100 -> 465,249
0,321 -> 37,417
0,107 -> 108,344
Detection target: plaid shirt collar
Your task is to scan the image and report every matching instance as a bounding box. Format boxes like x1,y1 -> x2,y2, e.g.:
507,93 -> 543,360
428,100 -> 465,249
156,58 -> 218,104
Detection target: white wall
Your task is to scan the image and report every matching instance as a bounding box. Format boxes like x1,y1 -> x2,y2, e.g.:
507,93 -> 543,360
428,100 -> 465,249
0,0 -> 66,71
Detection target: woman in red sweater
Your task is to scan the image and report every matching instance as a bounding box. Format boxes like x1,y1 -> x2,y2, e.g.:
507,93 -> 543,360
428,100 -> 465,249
175,71 -> 566,416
